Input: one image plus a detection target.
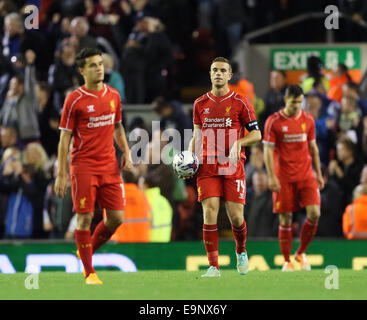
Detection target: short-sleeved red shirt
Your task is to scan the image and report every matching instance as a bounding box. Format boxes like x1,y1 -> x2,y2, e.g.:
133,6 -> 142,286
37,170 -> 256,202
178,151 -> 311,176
193,90 -> 258,177
263,109 -> 316,182
59,84 -> 122,175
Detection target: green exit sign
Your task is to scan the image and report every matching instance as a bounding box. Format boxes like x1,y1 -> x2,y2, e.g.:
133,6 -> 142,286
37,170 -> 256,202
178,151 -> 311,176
271,47 -> 360,70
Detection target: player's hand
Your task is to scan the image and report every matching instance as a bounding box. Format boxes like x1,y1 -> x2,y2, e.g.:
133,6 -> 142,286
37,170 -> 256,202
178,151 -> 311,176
120,152 -> 133,171
54,174 -> 68,198
316,173 -> 325,190
268,175 -> 281,193
229,140 -> 241,164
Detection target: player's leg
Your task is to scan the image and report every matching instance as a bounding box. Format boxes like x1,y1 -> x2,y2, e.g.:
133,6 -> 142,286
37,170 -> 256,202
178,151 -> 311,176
92,175 -> 126,253
71,174 -> 101,283
225,201 -> 249,275
201,196 -> 221,275
92,209 -> 124,253
273,181 -> 295,271
295,205 -> 320,270
197,175 -> 222,276
278,212 -> 293,270
294,179 -> 321,270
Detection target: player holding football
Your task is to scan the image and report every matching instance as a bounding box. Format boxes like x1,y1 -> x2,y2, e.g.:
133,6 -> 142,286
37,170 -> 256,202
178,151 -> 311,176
54,48 -> 132,284
187,57 -> 261,277
263,85 -> 324,271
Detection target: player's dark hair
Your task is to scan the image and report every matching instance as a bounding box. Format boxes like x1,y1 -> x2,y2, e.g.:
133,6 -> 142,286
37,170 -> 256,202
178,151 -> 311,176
285,85 -> 303,98
75,48 -> 102,68
211,57 -> 232,72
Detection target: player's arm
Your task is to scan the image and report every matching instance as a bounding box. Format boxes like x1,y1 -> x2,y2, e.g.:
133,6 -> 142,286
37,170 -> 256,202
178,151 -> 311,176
263,143 -> 281,193
114,122 -> 133,170
188,124 -> 202,155
54,130 -> 72,198
229,122 -> 261,164
308,140 -> 325,190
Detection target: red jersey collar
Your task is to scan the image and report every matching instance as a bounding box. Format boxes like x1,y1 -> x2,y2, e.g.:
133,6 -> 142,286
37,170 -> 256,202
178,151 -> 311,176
280,108 -> 302,120
79,84 -> 107,98
208,89 -> 234,102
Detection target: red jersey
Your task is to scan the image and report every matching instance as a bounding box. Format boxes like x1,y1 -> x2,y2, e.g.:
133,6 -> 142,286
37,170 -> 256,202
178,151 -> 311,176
193,90 -> 258,176
263,109 -> 316,183
59,84 -> 122,175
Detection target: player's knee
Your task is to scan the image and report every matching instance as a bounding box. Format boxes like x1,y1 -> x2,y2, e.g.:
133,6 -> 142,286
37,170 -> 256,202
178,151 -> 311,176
76,214 -> 92,230
307,207 -> 320,221
279,213 -> 292,226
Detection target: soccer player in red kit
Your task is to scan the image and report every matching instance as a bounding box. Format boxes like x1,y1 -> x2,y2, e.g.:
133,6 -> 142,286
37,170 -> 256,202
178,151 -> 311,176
263,85 -> 324,272
187,57 -> 262,277
54,48 -> 132,284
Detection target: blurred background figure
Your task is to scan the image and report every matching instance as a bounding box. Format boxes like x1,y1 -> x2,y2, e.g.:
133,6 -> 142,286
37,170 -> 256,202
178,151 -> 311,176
343,184 -> 367,239
102,52 -> 125,102
143,170 -> 173,242
301,56 -> 329,95
245,169 -> 276,238
110,167 -> 151,243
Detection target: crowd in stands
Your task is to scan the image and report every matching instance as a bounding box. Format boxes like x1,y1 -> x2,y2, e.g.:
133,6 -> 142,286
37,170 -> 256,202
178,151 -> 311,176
0,1 -> 367,242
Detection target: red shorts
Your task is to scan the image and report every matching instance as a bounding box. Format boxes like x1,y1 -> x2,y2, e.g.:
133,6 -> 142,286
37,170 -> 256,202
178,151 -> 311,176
273,178 -> 320,213
70,173 -> 126,213
197,175 -> 246,204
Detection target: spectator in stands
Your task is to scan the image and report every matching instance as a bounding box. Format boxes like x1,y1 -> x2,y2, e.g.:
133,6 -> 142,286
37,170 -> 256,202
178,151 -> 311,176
85,0 -> 125,53
122,13 -> 149,103
1,12 -> 46,74
328,136 -> 364,211
328,63 -> 352,103
110,167 -> 151,242
342,81 -> 367,116
352,164 -> 367,200
305,91 -> 336,165
245,169 -> 276,237
0,49 -> 40,144
143,170 -> 173,242
0,126 -> 18,158
210,0 -> 245,58
48,42 -> 81,113
228,61 -> 255,104
245,141 -> 265,190
310,80 -> 340,120
317,164 -> 344,237
0,146 -> 20,238
337,96 -> 363,151
36,82 -> 60,157
143,16 -> 173,102
343,184 -> 367,239
0,143 -> 50,239
102,52 -> 125,102
0,52 -> 13,106
301,56 -> 329,94
69,16 -> 98,51
151,96 -> 192,151
263,70 -> 287,123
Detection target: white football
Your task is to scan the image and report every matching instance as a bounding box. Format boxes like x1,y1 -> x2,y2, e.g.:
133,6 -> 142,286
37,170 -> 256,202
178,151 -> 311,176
172,151 -> 199,177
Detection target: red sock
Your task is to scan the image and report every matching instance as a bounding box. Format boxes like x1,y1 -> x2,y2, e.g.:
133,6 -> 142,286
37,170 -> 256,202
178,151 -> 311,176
91,220 -> 114,253
296,218 -> 318,254
75,230 -> 95,277
279,224 -> 292,262
203,224 -> 219,269
232,221 -> 247,254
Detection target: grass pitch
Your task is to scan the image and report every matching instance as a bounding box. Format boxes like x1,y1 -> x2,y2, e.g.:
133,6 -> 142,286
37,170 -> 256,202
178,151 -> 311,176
0,270 -> 365,300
